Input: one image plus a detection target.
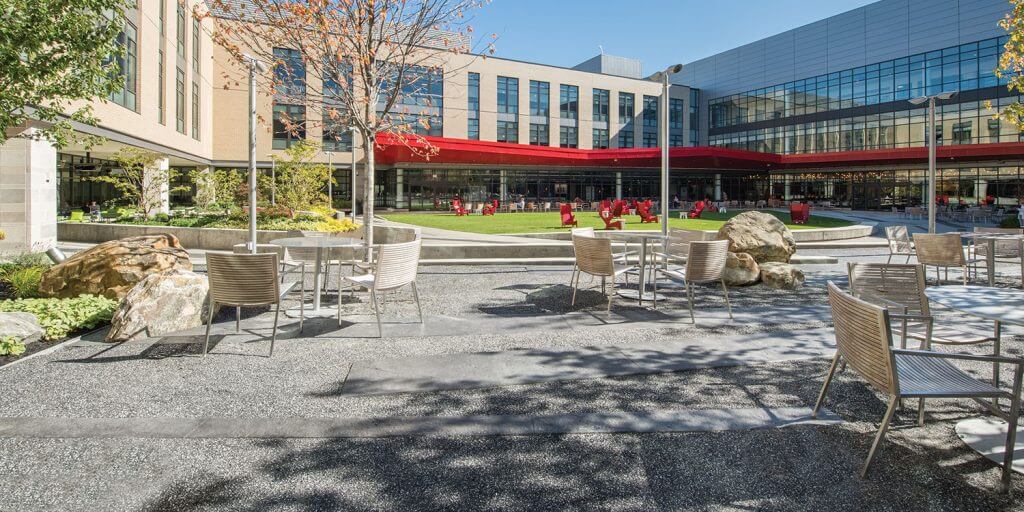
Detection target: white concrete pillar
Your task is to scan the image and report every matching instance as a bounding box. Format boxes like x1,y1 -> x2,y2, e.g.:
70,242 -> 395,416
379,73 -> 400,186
976,179 -> 987,205
143,157 -> 170,216
395,168 -> 404,207
499,170 -> 507,202
784,178 -> 792,201
615,172 -> 622,200
714,173 -> 722,201
0,130 -> 57,251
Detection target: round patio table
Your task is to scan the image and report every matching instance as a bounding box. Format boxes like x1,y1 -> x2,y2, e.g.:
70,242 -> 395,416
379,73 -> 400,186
926,285 -> 1024,477
270,236 -> 366,318
958,232 -> 1024,287
599,232 -> 667,305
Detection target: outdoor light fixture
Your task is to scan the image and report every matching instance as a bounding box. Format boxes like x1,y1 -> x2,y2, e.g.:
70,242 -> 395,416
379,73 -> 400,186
910,91 -> 958,234
655,64 -> 683,241
350,126 -> 359,220
242,53 -> 266,253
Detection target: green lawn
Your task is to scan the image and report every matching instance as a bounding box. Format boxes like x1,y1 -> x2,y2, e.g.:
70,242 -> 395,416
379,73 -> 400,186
380,210 -> 854,235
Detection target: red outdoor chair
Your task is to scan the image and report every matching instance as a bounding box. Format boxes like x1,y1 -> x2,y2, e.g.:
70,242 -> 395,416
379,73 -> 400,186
600,209 -> 624,230
689,200 -> 706,219
600,199 -> 612,211
610,200 -> 626,218
560,203 -> 578,227
482,199 -> 497,216
453,199 -> 470,216
790,203 -> 810,224
638,203 -> 659,223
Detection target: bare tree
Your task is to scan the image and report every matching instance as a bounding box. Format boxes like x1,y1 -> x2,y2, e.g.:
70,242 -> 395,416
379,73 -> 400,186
201,0 -> 493,249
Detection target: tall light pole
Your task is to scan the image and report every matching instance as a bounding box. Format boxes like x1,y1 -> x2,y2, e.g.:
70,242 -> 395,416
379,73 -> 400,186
350,126 -> 359,221
909,91 -> 956,233
653,63 -> 683,240
268,154 -> 276,206
326,150 -> 334,212
242,53 -> 267,253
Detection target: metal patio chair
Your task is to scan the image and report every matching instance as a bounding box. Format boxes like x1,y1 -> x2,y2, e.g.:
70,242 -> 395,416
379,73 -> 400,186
570,234 -> 634,315
884,226 -> 915,263
913,232 -> 984,285
204,252 -> 303,357
342,239 -> 423,337
815,281 -> 1023,492
658,240 -> 732,323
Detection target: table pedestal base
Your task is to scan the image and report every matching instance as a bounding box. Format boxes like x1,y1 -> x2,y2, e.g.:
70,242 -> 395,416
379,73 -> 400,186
955,417 -> 1024,474
616,289 -> 666,302
285,306 -> 337,319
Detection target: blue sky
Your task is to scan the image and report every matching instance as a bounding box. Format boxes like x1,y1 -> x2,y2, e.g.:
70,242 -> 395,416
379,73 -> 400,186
469,0 -> 878,73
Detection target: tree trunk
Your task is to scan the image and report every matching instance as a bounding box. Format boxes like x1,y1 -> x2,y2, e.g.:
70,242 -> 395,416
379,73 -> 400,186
362,134 -> 375,262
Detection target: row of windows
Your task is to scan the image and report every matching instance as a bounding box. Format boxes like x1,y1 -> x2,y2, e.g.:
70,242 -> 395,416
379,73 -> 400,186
707,97 -> 1024,154
709,36 -> 1010,130
468,72 -> 480,140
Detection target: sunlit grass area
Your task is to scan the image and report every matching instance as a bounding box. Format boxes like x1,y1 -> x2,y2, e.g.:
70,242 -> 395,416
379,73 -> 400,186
380,210 -> 854,235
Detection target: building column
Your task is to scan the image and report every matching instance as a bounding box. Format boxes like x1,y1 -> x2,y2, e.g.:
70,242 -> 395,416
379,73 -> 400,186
714,173 -> 722,201
142,157 -> 170,216
615,172 -> 622,200
395,168 -> 404,208
0,129 -> 57,251
783,178 -> 792,201
499,170 -> 507,202
976,179 -> 987,205
824,179 -> 835,200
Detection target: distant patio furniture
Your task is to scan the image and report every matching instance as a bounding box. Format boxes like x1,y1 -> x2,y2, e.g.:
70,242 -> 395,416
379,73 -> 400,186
637,202 -> 659,223
204,252 -> 302,357
526,202 -> 536,212
508,203 -> 519,213
600,209 -> 624,230
906,207 -> 926,220
884,225 -> 915,263
913,233 -> 984,285
542,202 -> 552,212
814,281 -> 1023,492
570,234 -> 633,315
687,200 -> 706,219
790,203 -> 810,224
68,211 -> 86,222
658,240 -> 732,323
482,200 -> 497,216
343,239 -> 423,337
560,203 -> 578,227
453,200 -> 470,216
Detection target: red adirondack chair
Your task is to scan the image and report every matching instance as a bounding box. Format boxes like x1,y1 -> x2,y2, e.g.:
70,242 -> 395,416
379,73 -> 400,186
600,209 -> 624,230
482,199 -> 497,216
637,203 -> 659,223
790,203 -> 810,224
689,200 -> 706,219
610,200 -> 626,218
453,199 -> 469,216
560,203 -> 577,227
600,199 -> 612,211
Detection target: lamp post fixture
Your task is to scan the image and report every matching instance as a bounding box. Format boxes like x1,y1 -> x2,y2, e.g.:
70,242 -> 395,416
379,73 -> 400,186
326,150 -> 334,213
242,53 -> 267,253
268,154 -> 276,206
653,63 -> 683,240
350,126 -> 359,221
909,91 -> 956,234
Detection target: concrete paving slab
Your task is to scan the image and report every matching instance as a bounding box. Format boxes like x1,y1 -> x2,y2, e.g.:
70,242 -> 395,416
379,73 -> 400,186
341,327 -> 836,396
0,407 -> 840,439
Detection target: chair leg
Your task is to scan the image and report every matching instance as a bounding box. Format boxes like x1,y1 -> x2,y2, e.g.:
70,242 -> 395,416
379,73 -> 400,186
686,282 -> 695,324
371,289 -> 383,338
607,279 -> 615,316
917,398 -> 926,427
203,299 -> 215,357
269,302 -> 280,357
571,271 -> 580,306
861,396 -> 900,478
721,280 -> 733,319
299,268 -> 305,334
994,322 -> 1002,406
236,307 -> 241,333
813,353 -> 841,417
1000,370 -> 1023,492
887,253 -> 893,264
411,281 -> 424,324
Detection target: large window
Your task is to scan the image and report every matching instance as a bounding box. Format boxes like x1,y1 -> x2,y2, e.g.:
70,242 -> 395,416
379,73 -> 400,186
175,68 -> 185,133
618,92 -> 635,148
380,65 -> 443,136
273,47 -> 306,99
642,95 -> 658,148
191,83 -> 200,140
323,61 -> 353,151
593,129 -> 609,149
560,126 -> 578,148
530,80 -> 549,116
158,50 -> 165,124
497,76 -> 518,143
192,18 -> 200,73
273,104 -> 306,149
176,0 -> 186,58
530,123 -> 549,146
109,21 -> 137,111
690,89 -> 700,145
593,89 -> 609,123
670,98 -> 685,147
560,85 -> 578,119
467,72 -> 480,140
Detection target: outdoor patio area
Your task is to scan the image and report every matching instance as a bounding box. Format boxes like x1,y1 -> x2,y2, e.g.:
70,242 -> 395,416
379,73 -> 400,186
3,242 -> 1024,511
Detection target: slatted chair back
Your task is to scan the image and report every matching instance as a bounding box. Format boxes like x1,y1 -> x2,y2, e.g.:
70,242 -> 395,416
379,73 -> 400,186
207,253 -> 280,306
373,240 -> 421,291
847,263 -> 929,317
685,240 -> 730,283
232,243 -> 286,260
571,226 -> 595,237
666,229 -> 708,259
572,235 -> 614,277
884,226 -> 913,255
827,281 -> 898,395
913,233 -> 965,267
975,227 -> 1024,257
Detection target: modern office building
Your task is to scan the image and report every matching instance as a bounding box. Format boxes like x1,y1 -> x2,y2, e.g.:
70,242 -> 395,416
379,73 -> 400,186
0,0 -> 1021,250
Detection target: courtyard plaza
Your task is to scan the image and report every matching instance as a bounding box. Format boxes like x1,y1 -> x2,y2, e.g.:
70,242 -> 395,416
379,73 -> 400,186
4,210 -> 1024,510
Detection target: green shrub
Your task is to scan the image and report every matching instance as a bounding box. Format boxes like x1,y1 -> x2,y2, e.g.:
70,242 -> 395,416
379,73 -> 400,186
153,212 -> 170,223
1001,216 -> 1020,229
0,335 -> 26,357
0,295 -> 118,341
5,266 -> 45,298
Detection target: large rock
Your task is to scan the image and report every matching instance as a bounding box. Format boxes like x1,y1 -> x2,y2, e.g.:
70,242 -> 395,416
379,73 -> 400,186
723,252 -> 760,286
106,269 -> 209,342
0,312 -> 44,345
716,211 -> 797,263
39,235 -> 191,300
760,262 -> 805,290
